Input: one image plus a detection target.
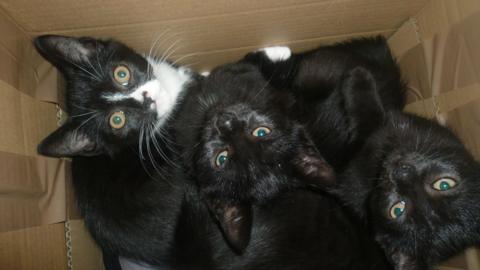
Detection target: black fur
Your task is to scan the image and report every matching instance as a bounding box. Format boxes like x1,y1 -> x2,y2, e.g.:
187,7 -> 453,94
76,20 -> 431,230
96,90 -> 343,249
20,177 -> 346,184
175,63 -> 335,252
244,36 -> 406,169
245,36 -> 480,269
336,112 -> 480,270
35,35 -> 391,269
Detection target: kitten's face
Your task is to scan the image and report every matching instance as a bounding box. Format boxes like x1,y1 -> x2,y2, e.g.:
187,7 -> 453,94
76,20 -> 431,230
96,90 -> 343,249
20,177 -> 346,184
367,114 -> 480,268
35,35 -> 191,157
193,64 -> 334,253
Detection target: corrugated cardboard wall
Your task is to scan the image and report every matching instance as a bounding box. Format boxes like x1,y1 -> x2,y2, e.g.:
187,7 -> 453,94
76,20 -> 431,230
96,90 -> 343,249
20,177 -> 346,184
389,1 -> 480,269
0,0 -> 479,269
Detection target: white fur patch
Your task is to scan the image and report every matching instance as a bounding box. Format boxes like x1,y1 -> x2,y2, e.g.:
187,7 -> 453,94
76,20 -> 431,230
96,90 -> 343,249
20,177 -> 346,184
132,58 -> 191,126
258,46 -> 292,62
200,71 -> 210,77
102,58 -> 192,127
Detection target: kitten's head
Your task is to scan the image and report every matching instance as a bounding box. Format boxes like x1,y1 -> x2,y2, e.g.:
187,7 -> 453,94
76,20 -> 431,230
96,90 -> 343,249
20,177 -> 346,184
191,63 -> 334,253
35,35 -> 192,158
366,113 -> 480,269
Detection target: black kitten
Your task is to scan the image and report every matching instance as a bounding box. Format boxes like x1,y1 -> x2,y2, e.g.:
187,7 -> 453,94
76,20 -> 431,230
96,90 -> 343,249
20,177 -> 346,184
336,112 -> 480,270
176,62 -> 335,253
246,37 -> 480,269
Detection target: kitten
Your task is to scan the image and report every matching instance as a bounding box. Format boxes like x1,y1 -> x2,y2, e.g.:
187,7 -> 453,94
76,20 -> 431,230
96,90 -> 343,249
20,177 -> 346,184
35,35 -> 193,159
175,62 -> 335,253
243,36 -> 406,169
180,37 -> 401,253
34,34 -> 198,266
36,35 -> 391,269
246,37 -> 480,269
336,112 -> 480,270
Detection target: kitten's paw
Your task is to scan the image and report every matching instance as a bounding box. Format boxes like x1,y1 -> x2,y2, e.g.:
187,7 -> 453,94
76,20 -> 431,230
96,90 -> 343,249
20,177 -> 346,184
257,46 -> 292,62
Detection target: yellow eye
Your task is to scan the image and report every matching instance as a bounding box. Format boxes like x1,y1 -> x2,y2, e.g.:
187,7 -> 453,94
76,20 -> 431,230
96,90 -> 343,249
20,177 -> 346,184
389,201 -> 406,219
109,111 -> 126,129
252,126 -> 271,137
113,65 -> 130,86
215,150 -> 228,167
432,177 -> 457,191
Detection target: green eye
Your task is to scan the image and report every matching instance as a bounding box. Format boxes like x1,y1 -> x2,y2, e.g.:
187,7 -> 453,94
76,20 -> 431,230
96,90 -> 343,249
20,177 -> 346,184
252,126 -> 271,137
109,111 -> 126,129
215,150 -> 228,167
389,201 -> 406,219
113,65 -> 130,86
432,177 -> 457,191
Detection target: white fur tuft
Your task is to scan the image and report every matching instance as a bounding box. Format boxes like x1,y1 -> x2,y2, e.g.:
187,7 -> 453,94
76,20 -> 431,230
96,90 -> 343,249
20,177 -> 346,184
102,57 -> 192,127
258,46 -> 292,62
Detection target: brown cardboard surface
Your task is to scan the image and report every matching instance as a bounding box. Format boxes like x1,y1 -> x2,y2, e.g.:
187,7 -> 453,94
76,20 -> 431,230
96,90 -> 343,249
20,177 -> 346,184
0,152 -> 68,232
0,80 -> 58,156
0,223 -> 67,270
0,46 -> 19,88
0,0 -> 426,33
1,0 -> 427,72
415,0 -> 480,41
68,220 -> 104,270
0,7 -> 26,60
1,0 -> 480,269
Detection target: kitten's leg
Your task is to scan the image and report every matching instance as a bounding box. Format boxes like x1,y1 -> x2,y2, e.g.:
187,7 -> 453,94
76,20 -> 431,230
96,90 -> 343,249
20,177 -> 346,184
340,66 -> 385,138
242,46 -> 299,89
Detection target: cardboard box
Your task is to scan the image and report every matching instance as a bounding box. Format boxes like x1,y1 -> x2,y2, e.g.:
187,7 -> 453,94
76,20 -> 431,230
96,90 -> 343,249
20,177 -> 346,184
0,0 -> 479,269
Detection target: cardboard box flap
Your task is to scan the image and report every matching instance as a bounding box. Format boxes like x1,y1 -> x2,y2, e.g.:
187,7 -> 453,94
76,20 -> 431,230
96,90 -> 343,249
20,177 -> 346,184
1,0 -> 428,71
0,79 -> 67,232
0,0 -> 427,33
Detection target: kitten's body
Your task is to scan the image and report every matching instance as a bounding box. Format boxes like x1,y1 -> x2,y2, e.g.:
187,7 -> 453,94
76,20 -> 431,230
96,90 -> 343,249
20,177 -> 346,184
244,36 -> 406,169
246,37 -> 480,269
174,62 -> 391,268
36,35 -> 390,269
335,112 -> 480,269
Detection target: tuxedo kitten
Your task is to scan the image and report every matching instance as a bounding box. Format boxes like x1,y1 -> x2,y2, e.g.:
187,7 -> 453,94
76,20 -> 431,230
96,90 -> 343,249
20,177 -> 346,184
34,35 -> 199,266
35,35 -> 193,159
243,36 -> 406,169
336,113 -> 480,270
176,62 -> 335,253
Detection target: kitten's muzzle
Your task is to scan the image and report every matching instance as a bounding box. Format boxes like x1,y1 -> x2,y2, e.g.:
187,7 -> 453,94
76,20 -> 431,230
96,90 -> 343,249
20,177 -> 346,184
392,164 -> 416,182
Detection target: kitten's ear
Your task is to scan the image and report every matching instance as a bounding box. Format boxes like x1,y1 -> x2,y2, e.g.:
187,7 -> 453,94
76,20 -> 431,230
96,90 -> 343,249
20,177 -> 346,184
293,130 -> 335,189
38,120 -> 101,158
34,35 -> 99,70
208,200 -> 253,254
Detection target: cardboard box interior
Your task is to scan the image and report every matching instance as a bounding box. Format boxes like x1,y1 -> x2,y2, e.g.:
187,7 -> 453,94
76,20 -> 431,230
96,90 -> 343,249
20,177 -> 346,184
0,0 -> 479,269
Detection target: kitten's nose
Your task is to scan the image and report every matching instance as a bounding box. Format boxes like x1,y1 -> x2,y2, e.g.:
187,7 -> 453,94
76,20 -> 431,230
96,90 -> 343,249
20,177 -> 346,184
216,113 -> 237,133
392,164 -> 416,181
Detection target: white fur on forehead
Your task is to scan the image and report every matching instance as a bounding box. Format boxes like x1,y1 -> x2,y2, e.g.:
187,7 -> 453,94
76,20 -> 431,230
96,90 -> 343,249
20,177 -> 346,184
103,58 -> 192,127
49,36 -> 92,62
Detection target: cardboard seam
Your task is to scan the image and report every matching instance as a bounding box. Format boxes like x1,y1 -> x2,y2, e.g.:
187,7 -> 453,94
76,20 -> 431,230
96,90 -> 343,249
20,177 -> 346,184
0,4 -> 28,34
0,4 -> 31,60
409,17 -> 422,43
65,221 -> 73,270
0,42 -> 19,62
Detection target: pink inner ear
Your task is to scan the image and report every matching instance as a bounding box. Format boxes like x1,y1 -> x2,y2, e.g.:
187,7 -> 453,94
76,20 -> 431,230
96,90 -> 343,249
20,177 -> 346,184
294,152 -> 335,188
210,201 -> 253,254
